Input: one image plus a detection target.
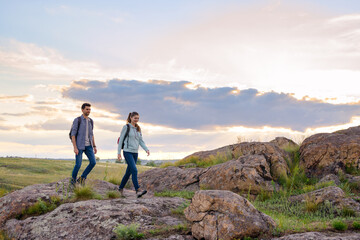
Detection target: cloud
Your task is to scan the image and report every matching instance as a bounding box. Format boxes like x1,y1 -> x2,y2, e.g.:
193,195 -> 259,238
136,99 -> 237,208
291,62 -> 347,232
25,117 -> 71,131
62,79 -> 360,131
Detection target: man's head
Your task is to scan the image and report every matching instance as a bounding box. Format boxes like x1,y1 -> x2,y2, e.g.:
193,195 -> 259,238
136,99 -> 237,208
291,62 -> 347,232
81,103 -> 91,116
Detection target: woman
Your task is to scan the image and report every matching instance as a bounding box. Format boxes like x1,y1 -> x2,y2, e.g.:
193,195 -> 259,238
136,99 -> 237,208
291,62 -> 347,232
117,112 -> 150,198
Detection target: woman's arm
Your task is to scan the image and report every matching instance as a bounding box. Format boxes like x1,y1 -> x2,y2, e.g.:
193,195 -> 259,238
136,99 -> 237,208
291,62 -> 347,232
139,132 -> 149,152
117,125 -> 128,154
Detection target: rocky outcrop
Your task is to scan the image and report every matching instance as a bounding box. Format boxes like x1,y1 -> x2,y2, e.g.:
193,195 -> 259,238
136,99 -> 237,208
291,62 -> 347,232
4,197 -> 188,240
289,186 -> 360,214
270,137 -> 298,150
0,178 -> 127,227
139,166 -> 206,192
272,232 -> 360,240
199,155 -> 278,193
184,190 -> 276,240
140,154 -> 280,194
300,126 -> 360,176
184,142 -> 290,180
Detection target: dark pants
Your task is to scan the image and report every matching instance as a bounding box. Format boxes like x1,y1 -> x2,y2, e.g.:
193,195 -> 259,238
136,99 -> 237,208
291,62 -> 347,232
119,151 -> 139,190
71,145 -> 96,183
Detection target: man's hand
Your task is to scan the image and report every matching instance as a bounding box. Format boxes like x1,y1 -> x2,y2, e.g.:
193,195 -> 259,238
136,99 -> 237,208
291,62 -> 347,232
146,150 -> 150,156
94,146 -> 97,154
74,147 -> 79,155
117,154 -> 122,161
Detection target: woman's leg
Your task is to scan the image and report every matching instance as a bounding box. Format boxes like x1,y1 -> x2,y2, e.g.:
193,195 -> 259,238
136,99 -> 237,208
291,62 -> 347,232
119,162 -> 131,190
119,151 -> 139,190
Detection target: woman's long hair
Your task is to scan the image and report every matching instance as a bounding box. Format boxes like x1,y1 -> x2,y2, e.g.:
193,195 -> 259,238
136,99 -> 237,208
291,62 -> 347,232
127,112 -> 141,132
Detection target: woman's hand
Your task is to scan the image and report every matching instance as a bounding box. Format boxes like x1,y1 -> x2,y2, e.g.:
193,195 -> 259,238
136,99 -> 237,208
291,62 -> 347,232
117,154 -> 122,161
146,150 -> 150,156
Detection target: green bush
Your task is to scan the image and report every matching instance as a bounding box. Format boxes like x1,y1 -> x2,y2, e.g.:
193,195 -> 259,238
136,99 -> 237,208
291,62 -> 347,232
332,220 -> 347,231
145,161 -> 158,167
17,196 -> 61,219
113,223 -> 144,240
154,190 -> 194,200
352,221 -> 360,230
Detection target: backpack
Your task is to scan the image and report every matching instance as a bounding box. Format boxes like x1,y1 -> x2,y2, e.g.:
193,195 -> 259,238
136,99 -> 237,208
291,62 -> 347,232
69,116 -> 93,140
117,124 -> 130,149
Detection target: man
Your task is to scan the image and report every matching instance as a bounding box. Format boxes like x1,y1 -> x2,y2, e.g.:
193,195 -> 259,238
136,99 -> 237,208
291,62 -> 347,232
70,103 -> 97,186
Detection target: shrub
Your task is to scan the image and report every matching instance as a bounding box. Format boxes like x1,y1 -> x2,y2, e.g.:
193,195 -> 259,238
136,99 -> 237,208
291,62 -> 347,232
332,220 -> 347,231
154,190 -> 194,200
145,161 -> 158,167
352,221 -> 360,230
106,191 -> 120,199
113,223 -> 144,240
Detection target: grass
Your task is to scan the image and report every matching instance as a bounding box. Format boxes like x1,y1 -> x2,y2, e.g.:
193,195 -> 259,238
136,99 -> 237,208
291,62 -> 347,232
73,185 -> 102,201
113,223 -> 144,240
170,202 -> 190,216
16,196 -> 61,220
146,223 -> 189,238
0,157 -> 151,195
106,190 -> 121,199
160,147 -> 242,168
353,221 -> 360,230
154,190 -> 195,200
0,230 -> 11,240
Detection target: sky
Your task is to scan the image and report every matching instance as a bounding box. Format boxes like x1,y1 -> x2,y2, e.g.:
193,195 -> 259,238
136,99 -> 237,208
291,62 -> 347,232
1,0 -> 360,160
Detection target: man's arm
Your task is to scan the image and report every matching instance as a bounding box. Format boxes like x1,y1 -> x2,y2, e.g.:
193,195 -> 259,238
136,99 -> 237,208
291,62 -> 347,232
72,136 -> 79,155
92,135 -> 97,154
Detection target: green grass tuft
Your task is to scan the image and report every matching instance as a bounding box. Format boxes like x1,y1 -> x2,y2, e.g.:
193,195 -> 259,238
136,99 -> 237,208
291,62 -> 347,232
170,202 -> 189,215
73,185 -> 102,200
17,195 -> 61,219
332,220 -> 347,231
106,190 -> 120,199
154,190 -> 194,200
113,223 -> 144,240
341,206 -> 355,217
352,221 -> 360,230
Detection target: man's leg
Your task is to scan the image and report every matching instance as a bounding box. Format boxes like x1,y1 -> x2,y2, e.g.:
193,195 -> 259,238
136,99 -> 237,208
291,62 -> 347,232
81,146 -> 96,179
71,149 -> 84,184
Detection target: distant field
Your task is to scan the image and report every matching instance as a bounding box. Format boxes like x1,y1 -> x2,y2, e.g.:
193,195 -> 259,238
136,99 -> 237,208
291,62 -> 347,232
0,157 -> 152,196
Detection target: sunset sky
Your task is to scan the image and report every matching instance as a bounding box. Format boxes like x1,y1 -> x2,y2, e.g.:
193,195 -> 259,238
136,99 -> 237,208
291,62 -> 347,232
1,0 -> 360,160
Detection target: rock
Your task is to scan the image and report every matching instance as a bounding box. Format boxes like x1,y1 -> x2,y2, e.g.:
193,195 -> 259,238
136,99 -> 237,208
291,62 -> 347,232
4,197 -> 187,240
299,126 -> 360,176
289,186 -> 360,214
199,155 -> 278,194
272,232 -> 360,240
318,174 -> 341,186
0,178 -> 125,227
184,190 -> 276,240
139,166 -> 206,192
139,155 -> 280,194
148,235 -> 194,240
270,137 -> 298,150
185,142 -> 290,180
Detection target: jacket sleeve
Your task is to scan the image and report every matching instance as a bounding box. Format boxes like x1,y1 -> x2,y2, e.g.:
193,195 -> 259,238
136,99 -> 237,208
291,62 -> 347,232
70,118 -> 79,137
139,132 -> 149,152
117,125 -> 128,154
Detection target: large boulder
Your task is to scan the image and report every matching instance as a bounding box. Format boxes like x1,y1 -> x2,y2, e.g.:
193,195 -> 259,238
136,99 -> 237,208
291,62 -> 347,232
300,126 -> 360,176
0,178 -> 122,227
289,186 -> 360,214
272,232 -> 360,240
270,137 -> 298,150
139,155 -> 280,194
4,197 -> 188,240
199,155 -> 277,194
183,141 -> 290,180
184,190 -> 276,240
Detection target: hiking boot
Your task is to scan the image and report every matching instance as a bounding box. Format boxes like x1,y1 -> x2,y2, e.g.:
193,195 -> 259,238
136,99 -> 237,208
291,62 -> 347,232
76,177 -> 86,186
136,188 -> 147,198
118,188 -> 125,198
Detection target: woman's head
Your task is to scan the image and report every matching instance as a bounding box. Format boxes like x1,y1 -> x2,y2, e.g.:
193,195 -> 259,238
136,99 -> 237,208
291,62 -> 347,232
127,112 -> 141,132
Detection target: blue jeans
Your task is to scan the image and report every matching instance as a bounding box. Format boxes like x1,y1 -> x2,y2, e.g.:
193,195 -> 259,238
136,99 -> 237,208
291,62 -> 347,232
71,145 -> 96,182
119,151 -> 139,190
